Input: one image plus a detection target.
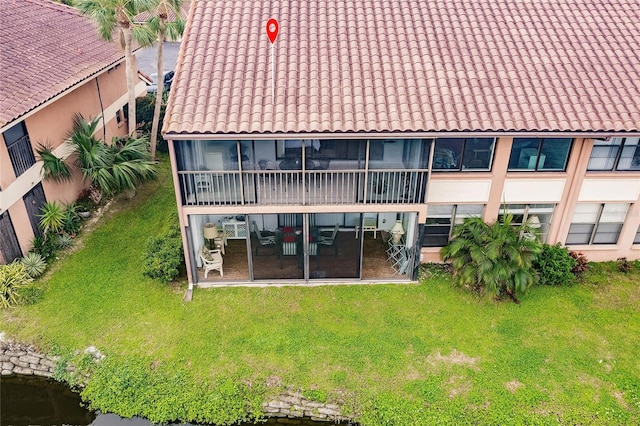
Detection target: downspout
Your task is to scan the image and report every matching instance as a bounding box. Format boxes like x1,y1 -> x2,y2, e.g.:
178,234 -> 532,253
95,78 -> 107,141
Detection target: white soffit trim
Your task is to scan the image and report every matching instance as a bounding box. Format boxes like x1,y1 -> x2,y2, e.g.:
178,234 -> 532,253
427,180 -> 492,203
578,178 -> 640,202
503,179 -> 566,203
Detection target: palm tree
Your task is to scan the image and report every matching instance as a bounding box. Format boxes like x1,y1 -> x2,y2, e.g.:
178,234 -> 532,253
441,214 -> 542,303
76,0 -> 155,137
145,0 -> 185,159
67,115 -> 157,197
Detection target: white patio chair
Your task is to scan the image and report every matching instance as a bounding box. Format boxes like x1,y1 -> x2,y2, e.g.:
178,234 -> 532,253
200,247 -> 223,278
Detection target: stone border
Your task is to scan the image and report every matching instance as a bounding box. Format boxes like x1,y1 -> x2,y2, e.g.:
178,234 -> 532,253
1,340 -> 59,378
1,337 -> 354,424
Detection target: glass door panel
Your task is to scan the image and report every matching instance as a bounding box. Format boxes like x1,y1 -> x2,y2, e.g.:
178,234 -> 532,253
309,213 -> 359,279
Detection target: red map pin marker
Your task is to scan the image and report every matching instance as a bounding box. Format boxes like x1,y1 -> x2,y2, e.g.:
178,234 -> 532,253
266,18 -> 279,44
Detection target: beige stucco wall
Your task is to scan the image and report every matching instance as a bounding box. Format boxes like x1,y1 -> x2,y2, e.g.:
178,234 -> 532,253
0,62 -> 140,259
421,137 -> 640,263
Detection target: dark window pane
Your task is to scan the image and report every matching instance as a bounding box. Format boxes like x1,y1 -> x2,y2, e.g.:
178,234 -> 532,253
461,138 -> 494,170
433,139 -> 463,170
593,223 -> 623,244
3,122 -> 36,177
539,138 -> 572,171
423,224 -> 451,247
509,138 -> 541,170
566,223 -> 595,245
634,226 -> 640,244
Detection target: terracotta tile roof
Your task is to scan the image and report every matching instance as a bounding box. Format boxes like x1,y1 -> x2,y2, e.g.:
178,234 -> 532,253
164,0 -> 640,136
0,0 -> 126,129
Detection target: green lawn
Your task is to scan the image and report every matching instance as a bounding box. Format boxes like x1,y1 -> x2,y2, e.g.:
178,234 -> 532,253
2,157 -> 640,425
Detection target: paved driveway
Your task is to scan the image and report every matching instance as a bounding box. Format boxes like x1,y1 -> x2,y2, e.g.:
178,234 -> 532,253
135,42 -> 181,76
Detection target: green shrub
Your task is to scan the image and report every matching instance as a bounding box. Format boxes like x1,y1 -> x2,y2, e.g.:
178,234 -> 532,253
57,233 -> 74,250
19,283 -> 44,305
136,94 -> 168,153
0,262 -> 33,308
81,356 -> 265,425
38,201 -> 66,234
30,234 -> 58,262
21,252 -> 47,278
533,243 -> 577,286
143,218 -> 184,283
61,203 -> 82,235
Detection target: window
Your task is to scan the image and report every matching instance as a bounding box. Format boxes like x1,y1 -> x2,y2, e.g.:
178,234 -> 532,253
508,138 -> 572,171
422,204 -> 484,247
634,225 -> 640,245
115,110 -> 123,126
566,203 -> 629,245
432,138 -> 495,171
498,204 -> 555,242
587,137 -> 640,171
3,121 -> 36,177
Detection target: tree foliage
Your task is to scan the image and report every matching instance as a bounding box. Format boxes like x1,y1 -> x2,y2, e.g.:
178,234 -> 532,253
533,243 -> 577,286
441,215 -> 542,303
76,0 -> 156,137
67,115 -> 157,196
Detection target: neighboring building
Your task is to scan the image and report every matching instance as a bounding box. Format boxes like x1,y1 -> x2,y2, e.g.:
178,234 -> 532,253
163,0 -> 640,290
0,0 -> 146,263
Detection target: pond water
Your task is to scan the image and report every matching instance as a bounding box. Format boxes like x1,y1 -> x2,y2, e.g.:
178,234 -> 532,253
1,375 -> 346,426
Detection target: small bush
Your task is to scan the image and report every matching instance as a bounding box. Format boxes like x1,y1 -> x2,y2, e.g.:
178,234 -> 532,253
569,251 -> 589,275
533,243 -> 577,286
30,234 -> 58,262
617,257 -> 631,273
57,233 -> 74,250
21,252 -> 47,278
19,283 -> 44,305
143,221 -> 184,284
61,203 -> 82,235
0,262 -> 33,308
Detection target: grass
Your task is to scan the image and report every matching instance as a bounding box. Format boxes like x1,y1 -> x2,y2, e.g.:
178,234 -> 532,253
2,156 -> 640,424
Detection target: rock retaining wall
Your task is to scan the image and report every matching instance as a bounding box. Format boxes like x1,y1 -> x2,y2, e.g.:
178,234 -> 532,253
1,339 -> 353,424
1,340 -> 59,378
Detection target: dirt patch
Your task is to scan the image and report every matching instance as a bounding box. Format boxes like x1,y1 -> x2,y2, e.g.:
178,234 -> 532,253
447,375 -> 471,398
265,375 -> 283,388
426,349 -> 479,369
612,390 -> 629,410
505,380 -> 525,393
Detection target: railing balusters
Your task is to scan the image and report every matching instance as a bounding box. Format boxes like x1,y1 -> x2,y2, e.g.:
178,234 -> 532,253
177,169 -> 427,206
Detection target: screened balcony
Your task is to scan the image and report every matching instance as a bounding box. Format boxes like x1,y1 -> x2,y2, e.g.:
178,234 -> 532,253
175,139 -> 430,206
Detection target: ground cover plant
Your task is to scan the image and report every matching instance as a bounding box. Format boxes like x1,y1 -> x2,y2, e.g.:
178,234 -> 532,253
1,158 -> 640,424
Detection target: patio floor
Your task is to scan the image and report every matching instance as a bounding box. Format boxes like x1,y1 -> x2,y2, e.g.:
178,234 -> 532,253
196,230 -> 408,284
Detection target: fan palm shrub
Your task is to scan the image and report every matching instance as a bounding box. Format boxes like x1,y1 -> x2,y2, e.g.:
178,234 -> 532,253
67,115 -> 157,197
36,143 -> 73,183
441,214 -> 542,303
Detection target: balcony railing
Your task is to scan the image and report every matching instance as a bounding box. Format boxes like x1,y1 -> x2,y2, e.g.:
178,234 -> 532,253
178,169 -> 427,206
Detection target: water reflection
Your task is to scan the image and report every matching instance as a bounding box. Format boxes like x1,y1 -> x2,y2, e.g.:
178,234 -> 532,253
1,376 -> 348,426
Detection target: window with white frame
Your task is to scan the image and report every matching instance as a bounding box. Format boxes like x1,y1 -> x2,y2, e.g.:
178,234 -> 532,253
422,204 -> 484,247
566,203 -> 630,245
587,137 -> 640,171
498,204 -> 555,243
634,225 -> 640,245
